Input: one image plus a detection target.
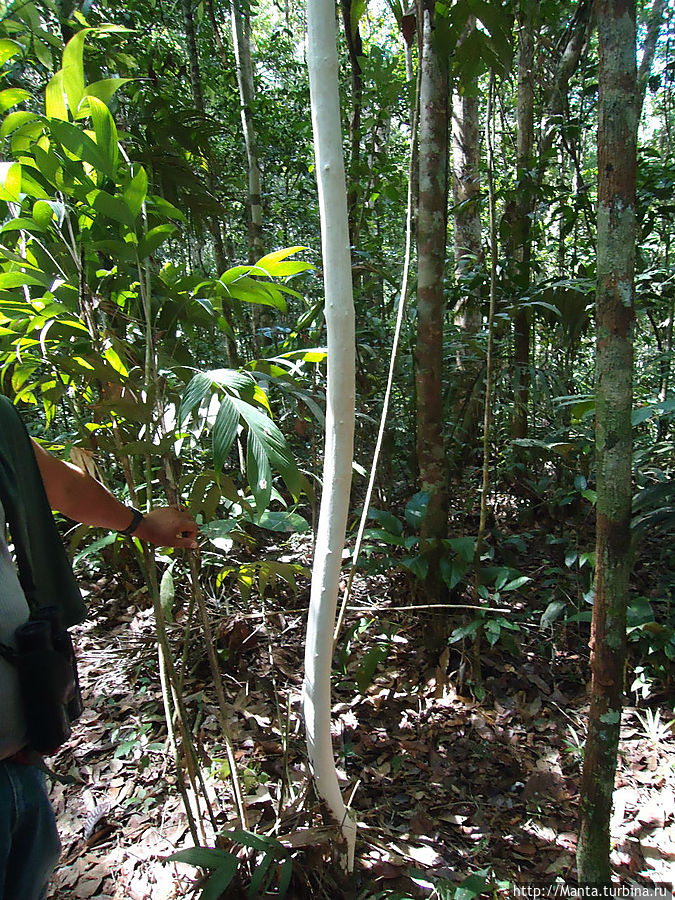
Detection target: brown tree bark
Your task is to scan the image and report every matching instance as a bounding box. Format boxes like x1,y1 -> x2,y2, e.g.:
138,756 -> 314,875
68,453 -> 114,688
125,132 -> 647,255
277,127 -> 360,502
577,0 -> 637,883
510,3 -> 536,443
451,19 -> 483,460
415,0 -> 449,604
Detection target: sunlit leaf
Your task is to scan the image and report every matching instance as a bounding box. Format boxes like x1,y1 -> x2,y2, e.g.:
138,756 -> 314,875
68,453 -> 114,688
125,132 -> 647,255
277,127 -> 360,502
87,95 -> 118,178
0,88 -> 30,114
61,28 -> 91,114
212,393 -> 239,472
122,166 -> 148,219
50,119 -> 116,178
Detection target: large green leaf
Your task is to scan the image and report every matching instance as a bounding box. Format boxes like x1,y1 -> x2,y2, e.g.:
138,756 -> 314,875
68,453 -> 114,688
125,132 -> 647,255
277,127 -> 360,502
89,189 -> 135,228
254,246 -> 314,278
0,271 -> 49,290
45,70 -> 67,121
255,510 -> 310,533
220,275 -> 287,311
0,162 -> 21,202
212,393 -> 239,472
0,39 -> 22,67
83,77 -> 133,106
137,224 -> 177,259
0,88 -> 30,114
233,397 -> 302,498
87,96 -> 118,178
122,166 -> 148,219
0,111 -> 40,139
246,430 -> 273,513
167,847 -> 239,900
179,372 -> 213,424
50,119 -> 115,179
61,28 -> 90,114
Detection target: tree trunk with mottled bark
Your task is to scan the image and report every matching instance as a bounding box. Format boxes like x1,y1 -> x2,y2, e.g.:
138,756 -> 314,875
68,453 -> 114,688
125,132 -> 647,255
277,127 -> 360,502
230,2 -> 264,262
511,4 -> 536,443
451,19 -> 483,461
415,0 -> 449,606
576,0 -> 637,883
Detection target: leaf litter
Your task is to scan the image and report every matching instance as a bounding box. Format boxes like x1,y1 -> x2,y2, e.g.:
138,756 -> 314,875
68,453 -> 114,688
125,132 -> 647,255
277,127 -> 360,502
44,561 -> 675,898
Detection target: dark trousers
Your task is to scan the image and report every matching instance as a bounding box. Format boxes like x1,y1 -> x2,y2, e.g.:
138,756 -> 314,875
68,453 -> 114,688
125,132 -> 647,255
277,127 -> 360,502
0,760 -> 61,900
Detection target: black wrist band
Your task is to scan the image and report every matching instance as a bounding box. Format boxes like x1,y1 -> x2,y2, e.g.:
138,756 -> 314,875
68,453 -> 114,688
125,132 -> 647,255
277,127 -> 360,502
121,506 -> 144,536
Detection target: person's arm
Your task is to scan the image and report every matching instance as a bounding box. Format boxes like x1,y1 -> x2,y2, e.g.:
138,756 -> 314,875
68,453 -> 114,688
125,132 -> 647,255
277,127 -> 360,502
30,439 -> 198,549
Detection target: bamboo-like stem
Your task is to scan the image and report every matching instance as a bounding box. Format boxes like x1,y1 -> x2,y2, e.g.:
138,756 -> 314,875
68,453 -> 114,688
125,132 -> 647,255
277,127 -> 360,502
304,0 -> 357,869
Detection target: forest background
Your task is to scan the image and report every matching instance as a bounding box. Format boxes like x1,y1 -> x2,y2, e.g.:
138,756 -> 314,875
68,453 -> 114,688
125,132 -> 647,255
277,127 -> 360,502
0,0 -> 674,896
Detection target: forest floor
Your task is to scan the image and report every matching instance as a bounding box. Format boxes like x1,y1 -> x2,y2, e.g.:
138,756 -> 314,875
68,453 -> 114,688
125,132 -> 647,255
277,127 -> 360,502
45,539 -> 675,900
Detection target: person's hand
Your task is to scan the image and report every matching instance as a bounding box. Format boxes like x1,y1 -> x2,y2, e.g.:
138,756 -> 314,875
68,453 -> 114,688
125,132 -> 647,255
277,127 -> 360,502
134,506 -> 199,549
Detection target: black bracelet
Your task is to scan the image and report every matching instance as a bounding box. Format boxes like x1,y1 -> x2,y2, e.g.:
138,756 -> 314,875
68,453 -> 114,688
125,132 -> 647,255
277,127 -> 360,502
121,506 -> 144,536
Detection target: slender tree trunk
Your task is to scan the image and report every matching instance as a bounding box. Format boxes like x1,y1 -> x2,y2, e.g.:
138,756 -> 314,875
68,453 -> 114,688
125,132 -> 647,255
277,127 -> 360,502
577,0 -> 637,883
451,18 -> 483,460
511,4 -> 536,442
230,2 -> 264,261
303,0 -> 357,868
415,0 -> 449,601
180,0 -> 228,275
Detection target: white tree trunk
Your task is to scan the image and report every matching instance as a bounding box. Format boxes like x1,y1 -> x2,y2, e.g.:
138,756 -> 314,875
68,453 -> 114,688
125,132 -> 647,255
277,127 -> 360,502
303,0 -> 357,871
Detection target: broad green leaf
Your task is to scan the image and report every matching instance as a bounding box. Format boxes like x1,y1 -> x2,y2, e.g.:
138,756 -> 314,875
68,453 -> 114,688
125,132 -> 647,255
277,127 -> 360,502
168,846 -> 238,878
122,166 -> 148,219
404,491 -> 429,529
254,246 -> 314,278
82,77 -> 133,106
1,111 -> 40,139
179,372 -> 213,424
502,575 -> 531,592
0,271 -> 49,290
212,393 -> 239,472
233,397 -> 301,498
32,200 -> 54,228
61,28 -> 91,114
200,855 -> 240,900
19,168 -> 49,200
209,368 -> 256,393
50,119 -> 115,178
89,189 -> 135,227
146,194 -> 187,222
102,346 -> 128,376
0,39 -> 22,67
365,507 -> 404,536
221,275 -> 287,311
247,430 -> 273,513
45,70 -> 67,120
0,162 -> 21,201
137,224 -> 177,259
0,88 -> 30,114
255,510 -> 310,533
87,96 -> 118,177
32,144 -> 60,186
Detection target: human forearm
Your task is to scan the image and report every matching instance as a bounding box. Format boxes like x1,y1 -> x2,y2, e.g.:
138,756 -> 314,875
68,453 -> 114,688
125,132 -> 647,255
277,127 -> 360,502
30,440 -> 198,548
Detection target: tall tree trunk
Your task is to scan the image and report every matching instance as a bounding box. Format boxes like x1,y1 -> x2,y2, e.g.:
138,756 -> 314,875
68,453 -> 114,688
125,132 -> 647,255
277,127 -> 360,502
415,0 -> 449,601
303,0 -> 357,868
511,4 -> 536,443
230,1 -> 264,262
451,19 -> 483,461
577,0 -> 637,883
180,0 -> 228,275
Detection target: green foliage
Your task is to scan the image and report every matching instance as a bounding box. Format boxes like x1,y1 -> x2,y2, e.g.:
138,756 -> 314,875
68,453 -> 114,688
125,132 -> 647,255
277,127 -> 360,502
169,829 -> 292,899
